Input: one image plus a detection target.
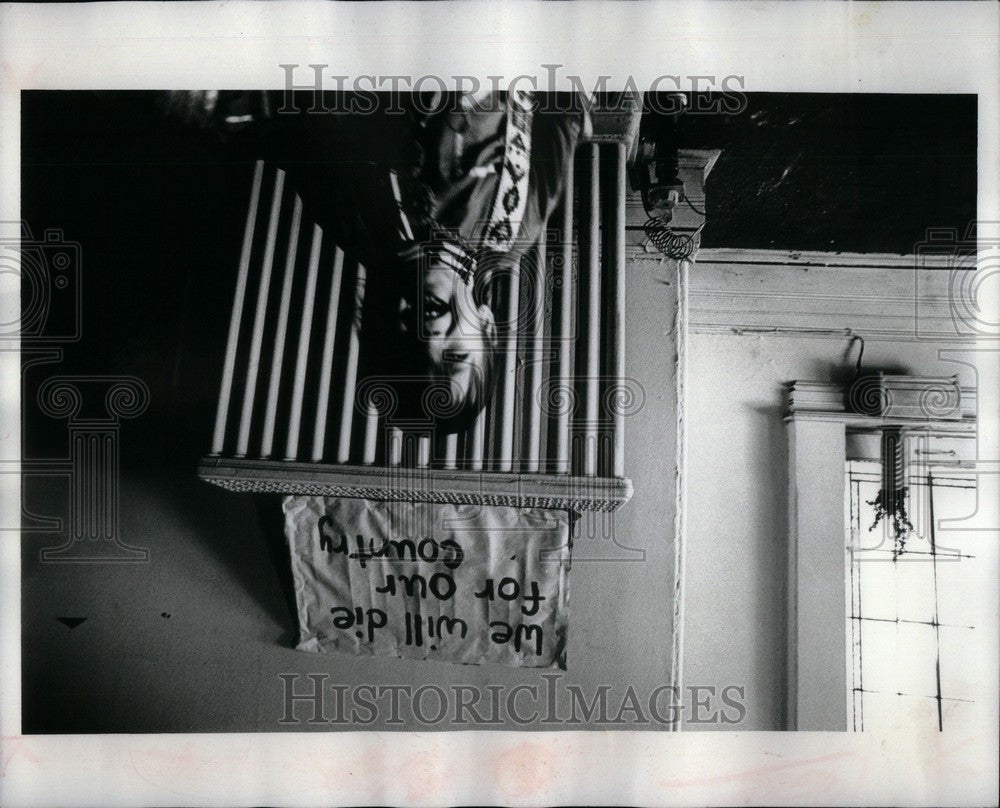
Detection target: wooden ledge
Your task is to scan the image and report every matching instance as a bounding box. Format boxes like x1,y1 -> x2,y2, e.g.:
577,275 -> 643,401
198,457 -> 634,512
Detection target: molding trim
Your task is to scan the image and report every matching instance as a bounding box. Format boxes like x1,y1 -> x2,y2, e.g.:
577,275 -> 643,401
198,457 -> 634,512
587,91 -> 642,145
787,379 -> 977,427
669,258 -> 691,731
697,247 -> 957,269
681,248 -> 973,342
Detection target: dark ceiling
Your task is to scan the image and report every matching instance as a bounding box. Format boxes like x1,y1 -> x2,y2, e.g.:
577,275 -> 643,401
24,91 -> 976,257
675,93 -> 977,254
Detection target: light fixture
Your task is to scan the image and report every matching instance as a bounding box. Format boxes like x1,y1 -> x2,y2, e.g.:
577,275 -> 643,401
630,95 -> 700,260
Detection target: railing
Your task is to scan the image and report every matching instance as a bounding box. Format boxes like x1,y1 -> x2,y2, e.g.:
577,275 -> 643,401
199,132 -> 636,512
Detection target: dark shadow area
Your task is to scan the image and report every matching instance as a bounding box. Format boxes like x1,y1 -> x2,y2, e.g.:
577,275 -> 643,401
753,394 -> 792,730
253,492 -> 300,644
674,93 -> 976,254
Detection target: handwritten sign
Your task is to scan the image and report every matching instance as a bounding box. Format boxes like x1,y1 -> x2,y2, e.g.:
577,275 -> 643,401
283,496 -> 572,669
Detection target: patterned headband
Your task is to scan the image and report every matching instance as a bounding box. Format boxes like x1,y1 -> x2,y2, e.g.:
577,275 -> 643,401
397,238 -> 477,284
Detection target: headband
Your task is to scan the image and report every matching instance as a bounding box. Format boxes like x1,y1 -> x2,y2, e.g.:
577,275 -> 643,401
397,238 -> 477,284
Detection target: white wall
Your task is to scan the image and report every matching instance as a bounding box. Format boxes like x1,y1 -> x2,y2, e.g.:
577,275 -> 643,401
681,250 -> 977,730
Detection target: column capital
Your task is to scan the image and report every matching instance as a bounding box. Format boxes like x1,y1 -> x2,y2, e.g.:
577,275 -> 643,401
37,375 -> 150,425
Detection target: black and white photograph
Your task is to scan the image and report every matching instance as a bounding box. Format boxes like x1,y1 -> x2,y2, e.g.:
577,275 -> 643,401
1,2 -> 998,806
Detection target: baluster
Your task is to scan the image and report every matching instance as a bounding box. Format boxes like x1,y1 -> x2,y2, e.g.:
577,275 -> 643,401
310,247 -> 345,462
467,411 -> 485,471
362,404 -> 379,465
555,173 -> 574,474
497,258 -> 521,471
525,237 -> 546,472
212,160 -> 263,455
285,223 -> 322,460
336,262 -> 366,463
583,143 -> 601,476
416,435 -> 431,469
611,142 -> 627,478
443,432 -> 459,470
388,426 -> 403,467
261,194 -> 301,457
237,168 -> 285,457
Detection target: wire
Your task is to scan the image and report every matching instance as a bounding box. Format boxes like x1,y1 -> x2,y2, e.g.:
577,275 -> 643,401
852,334 -> 866,379
643,216 -> 699,260
682,193 -> 707,217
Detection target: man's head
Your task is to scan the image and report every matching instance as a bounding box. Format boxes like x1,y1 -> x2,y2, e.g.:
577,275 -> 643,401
391,240 -> 498,433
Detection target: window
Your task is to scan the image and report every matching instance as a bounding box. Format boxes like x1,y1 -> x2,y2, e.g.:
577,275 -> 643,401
846,462 -> 987,733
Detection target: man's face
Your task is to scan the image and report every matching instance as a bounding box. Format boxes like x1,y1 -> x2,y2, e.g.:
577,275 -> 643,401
397,263 -> 495,409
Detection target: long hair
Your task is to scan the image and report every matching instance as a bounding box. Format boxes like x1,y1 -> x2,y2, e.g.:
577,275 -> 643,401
362,238 -> 500,436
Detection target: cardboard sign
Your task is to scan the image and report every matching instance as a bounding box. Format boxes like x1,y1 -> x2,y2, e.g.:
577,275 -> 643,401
283,496 -> 572,669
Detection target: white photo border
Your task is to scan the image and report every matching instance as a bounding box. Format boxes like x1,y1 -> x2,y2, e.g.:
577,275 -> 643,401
1,2 -> 997,806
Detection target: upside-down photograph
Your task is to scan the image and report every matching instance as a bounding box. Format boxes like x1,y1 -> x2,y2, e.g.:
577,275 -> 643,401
2,2 -> 999,806
18,85 -> 993,732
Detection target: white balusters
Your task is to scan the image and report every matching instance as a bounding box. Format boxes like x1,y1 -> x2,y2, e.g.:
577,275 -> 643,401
236,168 -> 285,457
213,143 -> 628,482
